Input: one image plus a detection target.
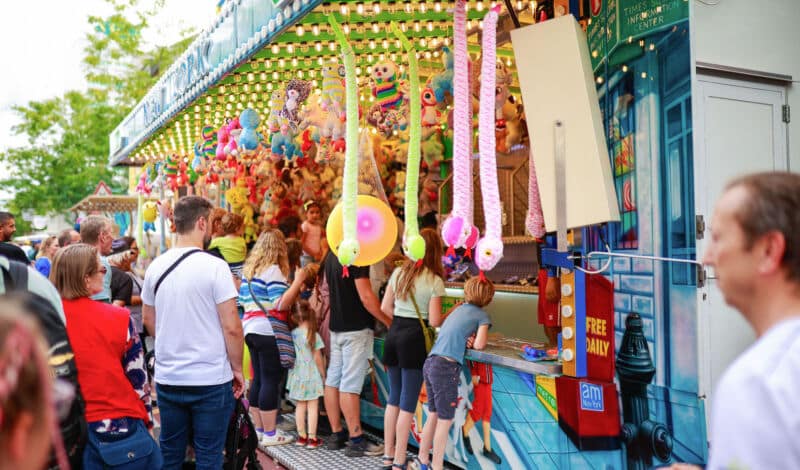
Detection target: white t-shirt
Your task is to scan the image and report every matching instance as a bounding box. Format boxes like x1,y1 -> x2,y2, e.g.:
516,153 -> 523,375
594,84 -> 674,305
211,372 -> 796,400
141,247 -> 238,386
388,267 -> 446,320
239,265 -> 289,337
707,317 -> 800,470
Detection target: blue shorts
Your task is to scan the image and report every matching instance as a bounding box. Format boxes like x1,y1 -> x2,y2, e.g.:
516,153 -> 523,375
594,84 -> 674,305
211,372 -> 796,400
326,329 -> 374,394
423,355 -> 462,420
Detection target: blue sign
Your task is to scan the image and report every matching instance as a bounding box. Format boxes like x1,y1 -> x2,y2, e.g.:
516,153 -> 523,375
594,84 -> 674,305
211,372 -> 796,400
579,382 -> 604,412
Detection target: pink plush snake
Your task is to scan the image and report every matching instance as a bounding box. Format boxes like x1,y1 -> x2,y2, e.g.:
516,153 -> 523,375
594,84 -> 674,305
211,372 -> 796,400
525,146 -> 546,239
440,0 -> 475,257
475,6 -> 504,272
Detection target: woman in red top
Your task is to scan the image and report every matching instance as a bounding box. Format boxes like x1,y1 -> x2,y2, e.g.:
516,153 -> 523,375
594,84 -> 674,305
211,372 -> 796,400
51,244 -> 162,469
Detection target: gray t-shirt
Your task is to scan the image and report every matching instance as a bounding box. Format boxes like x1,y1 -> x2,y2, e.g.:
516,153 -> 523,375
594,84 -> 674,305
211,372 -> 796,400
429,303 -> 491,365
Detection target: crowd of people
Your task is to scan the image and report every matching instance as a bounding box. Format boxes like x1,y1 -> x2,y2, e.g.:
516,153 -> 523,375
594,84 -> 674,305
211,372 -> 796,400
0,195 -> 496,470
1,171 -> 799,470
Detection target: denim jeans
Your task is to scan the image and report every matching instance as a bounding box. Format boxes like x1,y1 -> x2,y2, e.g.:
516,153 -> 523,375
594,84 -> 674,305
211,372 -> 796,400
156,381 -> 234,470
83,419 -> 162,470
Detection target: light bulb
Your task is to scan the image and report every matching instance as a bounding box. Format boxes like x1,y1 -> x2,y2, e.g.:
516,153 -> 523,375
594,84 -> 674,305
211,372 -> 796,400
296,25 -> 304,36
373,3 -> 381,14
271,44 -> 280,54
312,24 -> 320,36
372,23 -> 380,33
287,44 -> 294,53
476,1 -> 484,11
315,42 -> 322,52
340,3 -> 348,15
356,2 -> 364,14
435,1 -> 442,12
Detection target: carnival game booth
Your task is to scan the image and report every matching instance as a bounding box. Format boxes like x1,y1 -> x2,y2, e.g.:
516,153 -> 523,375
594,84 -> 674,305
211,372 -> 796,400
110,1 -> 707,468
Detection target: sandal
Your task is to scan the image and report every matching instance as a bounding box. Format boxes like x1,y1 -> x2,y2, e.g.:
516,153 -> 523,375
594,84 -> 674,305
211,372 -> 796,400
381,455 -> 394,470
392,463 -> 408,470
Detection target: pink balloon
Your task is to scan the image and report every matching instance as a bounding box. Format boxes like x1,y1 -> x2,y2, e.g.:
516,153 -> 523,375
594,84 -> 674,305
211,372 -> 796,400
356,207 -> 384,243
465,225 -> 479,248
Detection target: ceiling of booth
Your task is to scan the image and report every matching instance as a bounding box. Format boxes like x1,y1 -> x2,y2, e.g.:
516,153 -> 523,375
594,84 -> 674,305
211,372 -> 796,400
124,1 -> 537,165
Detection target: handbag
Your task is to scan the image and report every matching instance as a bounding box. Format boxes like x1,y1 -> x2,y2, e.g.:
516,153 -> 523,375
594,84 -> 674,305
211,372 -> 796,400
89,419 -> 160,468
409,294 -> 436,354
247,280 -> 295,369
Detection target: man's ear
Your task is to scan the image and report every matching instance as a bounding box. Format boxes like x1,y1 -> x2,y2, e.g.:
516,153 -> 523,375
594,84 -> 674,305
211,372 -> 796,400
758,230 -> 786,276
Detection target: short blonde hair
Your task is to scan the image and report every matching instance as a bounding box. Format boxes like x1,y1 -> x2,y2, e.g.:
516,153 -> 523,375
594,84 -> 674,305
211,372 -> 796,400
463,276 -> 495,307
50,244 -> 99,300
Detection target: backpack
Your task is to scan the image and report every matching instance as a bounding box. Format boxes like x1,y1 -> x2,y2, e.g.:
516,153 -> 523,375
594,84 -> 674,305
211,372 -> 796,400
0,257 -> 88,469
223,398 -> 263,470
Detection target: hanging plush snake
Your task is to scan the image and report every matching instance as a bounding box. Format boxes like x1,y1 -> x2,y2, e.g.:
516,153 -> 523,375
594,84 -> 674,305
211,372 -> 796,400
391,22 -> 426,262
440,0 -> 477,258
329,16 -> 360,276
475,6 -> 505,273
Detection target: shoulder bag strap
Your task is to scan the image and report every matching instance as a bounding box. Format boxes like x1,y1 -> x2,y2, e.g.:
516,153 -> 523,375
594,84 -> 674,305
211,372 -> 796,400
154,249 -> 202,297
409,293 -> 428,331
247,279 -> 267,314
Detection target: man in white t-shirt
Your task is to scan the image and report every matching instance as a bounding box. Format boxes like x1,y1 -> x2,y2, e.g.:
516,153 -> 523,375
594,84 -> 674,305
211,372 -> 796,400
142,196 -> 244,470
671,172 -> 800,470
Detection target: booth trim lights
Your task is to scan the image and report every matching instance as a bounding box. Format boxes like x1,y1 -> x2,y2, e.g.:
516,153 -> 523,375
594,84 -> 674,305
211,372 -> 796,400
108,0 -> 528,167
109,0 -> 323,166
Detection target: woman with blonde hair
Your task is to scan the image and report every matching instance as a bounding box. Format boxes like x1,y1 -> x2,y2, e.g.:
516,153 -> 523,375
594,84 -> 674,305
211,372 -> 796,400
380,228 -> 446,470
51,244 -> 161,468
34,236 -> 60,277
239,229 -> 307,447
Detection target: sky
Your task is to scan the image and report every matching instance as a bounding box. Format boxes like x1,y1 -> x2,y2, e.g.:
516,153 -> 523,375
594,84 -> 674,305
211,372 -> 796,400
0,0 -> 216,199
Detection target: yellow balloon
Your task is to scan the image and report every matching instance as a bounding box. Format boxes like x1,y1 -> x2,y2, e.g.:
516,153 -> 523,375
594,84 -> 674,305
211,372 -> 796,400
326,195 -> 398,267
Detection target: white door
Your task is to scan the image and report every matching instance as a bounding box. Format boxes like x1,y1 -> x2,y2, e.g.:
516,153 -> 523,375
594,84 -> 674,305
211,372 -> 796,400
693,75 -> 787,415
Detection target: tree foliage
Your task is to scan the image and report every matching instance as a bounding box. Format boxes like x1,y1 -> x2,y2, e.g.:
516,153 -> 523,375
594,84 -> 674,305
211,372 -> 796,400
1,0 -> 193,232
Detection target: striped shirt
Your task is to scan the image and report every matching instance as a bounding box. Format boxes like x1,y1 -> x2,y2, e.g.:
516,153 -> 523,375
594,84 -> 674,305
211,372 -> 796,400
239,265 -> 288,336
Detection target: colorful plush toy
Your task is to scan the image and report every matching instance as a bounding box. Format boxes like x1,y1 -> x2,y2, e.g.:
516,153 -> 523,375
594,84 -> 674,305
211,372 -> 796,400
267,89 -> 286,132
271,130 -> 302,160
428,47 -> 454,103
224,118 -> 241,157
216,124 -> 230,160
142,201 -> 158,232
238,109 -> 261,153
421,87 -> 442,127
497,95 -> 525,152
371,60 -> 404,112
136,170 -> 152,196
280,79 -> 312,128
226,179 -> 257,243
320,60 -> 346,118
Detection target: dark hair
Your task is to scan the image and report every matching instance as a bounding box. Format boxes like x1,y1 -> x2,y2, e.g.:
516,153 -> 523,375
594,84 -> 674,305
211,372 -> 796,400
727,172 -> 800,283
278,215 -> 302,239
0,212 -> 15,225
120,236 -> 136,249
286,238 -> 302,271
292,299 -> 318,353
173,196 -> 213,234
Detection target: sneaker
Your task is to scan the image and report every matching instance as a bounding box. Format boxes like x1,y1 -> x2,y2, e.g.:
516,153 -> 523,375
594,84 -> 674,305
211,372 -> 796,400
344,437 -> 384,457
326,431 -> 348,450
306,437 -> 322,449
409,457 -> 429,470
260,429 -> 294,447
295,436 -> 308,446
482,447 -> 502,464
